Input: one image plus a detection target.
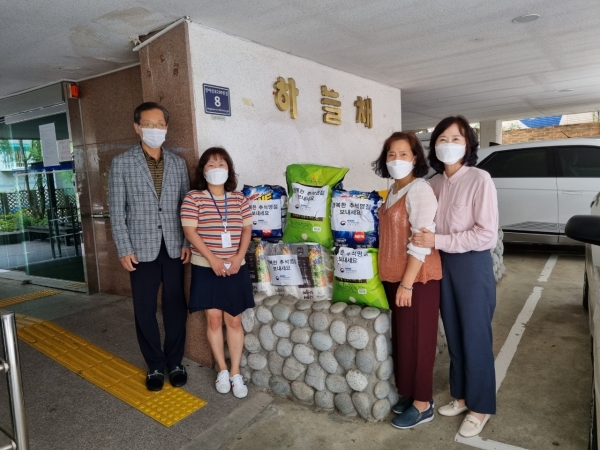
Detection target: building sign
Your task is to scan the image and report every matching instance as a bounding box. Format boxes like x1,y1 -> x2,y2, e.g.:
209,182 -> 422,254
203,84 -> 231,116
354,96 -> 373,129
321,86 -> 341,125
273,77 -> 299,119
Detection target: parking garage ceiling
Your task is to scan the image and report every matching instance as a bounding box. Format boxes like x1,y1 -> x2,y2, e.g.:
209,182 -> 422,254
1,0 -> 599,130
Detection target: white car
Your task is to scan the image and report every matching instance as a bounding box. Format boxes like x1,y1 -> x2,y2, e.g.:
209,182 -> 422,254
477,138 -> 600,244
566,202 -> 600,449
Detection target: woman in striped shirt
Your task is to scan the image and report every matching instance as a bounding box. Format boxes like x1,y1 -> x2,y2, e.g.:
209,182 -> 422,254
181,147 -> 255,398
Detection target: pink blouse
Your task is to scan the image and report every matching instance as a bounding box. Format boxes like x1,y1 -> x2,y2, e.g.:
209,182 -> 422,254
428,165 -> 498,253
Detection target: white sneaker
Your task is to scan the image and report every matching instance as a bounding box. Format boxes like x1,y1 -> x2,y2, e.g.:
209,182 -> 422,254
438,399 -> 469,417
215,369 -> 231,394
230,373 -> 248,398
459,414 -> 490,437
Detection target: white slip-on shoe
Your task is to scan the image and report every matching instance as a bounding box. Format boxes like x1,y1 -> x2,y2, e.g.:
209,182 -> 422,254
230,373 -> 248,398
459,414 -> 491,437
438,399 -> 469,417
215,369 -> 231,394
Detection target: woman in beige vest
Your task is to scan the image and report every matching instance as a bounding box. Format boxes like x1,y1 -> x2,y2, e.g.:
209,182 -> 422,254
372,131 -> 442,429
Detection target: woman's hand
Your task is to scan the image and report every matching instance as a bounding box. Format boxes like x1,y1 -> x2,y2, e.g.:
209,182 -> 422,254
396,284 -> 413,307
413,228 -> 435,249
209,255 -> 228,277
224,254 -> 243,276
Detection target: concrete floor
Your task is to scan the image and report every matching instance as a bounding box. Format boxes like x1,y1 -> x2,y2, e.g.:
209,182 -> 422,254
0,247 -> 591,450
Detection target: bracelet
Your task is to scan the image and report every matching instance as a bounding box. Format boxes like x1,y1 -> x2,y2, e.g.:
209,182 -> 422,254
400,283 -> 413,291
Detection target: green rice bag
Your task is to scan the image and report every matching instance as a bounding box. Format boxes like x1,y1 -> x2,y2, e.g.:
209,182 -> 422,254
332,247 -> 389,309
283,164 -> 349,248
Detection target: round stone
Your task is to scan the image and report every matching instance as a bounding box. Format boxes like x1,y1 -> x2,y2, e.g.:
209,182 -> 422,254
315,390 -> 335,410
241,366 -> 252,381
312,300 -> 331,311
377,357 -> 394,381
290,328 -> 310,344
264,296 -> 280,307
334,393 -> 356,415
272,321 -> 292,338
276,338 -> 293,358
241,309 -> 255,333
240,353 -> 248,367
251,370 -> 270,388
291,381 -> 315,404
374,313 -> 390,334
388,386 -> 400,406
268,351 -> 284,376
375,335 -> 387,362
259,324 -> 276,351
280,295 -> 298,306
352,392 -> 371,420
372,399 -> 391,421
244,334 -> 261,353
269,375 -> 291,396
361,307 -> 381,320
272,304 -> 292,322
346,370 -> 368,392
330,302 -> 348,314
344,305 -> 362,318
330,320 -> 347,345
374,380 -> 391,400
326,374 -> 350,394
309,312 -> 330,332
282,356 -> 306,381
253,292 -> 267,304
289,311 -> 308,328
305,362 -> 326,391
248,353 -> 267,370
347,326 -> 369,350
293,344 -> 315,364
356,350 -> 375,374
256,306 -> 273,324
334,344 -> 356,371
318,351 -> 339,374
311,332 -> 333,351
296,300 -> 313,311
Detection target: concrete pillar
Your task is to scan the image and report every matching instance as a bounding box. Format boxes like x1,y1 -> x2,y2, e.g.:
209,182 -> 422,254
139,22 -> 214,368
480,120 -> 503,148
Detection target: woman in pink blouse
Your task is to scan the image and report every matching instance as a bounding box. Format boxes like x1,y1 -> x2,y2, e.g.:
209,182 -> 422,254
413,116 -> 499,438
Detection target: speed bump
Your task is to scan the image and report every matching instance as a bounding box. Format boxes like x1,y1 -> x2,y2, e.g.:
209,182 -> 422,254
17,319 -> 207,426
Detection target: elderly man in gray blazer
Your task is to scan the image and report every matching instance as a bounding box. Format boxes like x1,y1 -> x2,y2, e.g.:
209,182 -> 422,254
109,102 -> 191,391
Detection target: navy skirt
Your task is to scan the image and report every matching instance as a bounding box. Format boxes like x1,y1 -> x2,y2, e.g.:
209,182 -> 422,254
189,264 -> 255,317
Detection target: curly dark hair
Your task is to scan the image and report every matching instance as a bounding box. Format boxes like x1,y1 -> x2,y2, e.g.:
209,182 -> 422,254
371,132 -> 429,178
193,147 -> 238,192
427,116 -> 479,174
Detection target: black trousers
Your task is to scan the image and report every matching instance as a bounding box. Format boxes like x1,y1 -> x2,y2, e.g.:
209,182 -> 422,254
129,240 -> 187,372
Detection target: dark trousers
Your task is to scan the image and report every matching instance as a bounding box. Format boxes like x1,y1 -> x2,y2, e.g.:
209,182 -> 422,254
440,250 -> 496,414
384,279 -> 440,402
129,240 -> 187,372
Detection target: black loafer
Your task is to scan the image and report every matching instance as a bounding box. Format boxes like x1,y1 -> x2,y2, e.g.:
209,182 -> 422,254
169,365 -> 187,387
146,369 -> 164,391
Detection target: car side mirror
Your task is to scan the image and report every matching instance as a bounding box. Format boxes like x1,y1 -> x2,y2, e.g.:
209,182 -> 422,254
565,215 -> 600,246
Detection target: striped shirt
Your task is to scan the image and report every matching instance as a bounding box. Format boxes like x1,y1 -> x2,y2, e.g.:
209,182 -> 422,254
142,148 -> 164,198
181,190 -> 253,267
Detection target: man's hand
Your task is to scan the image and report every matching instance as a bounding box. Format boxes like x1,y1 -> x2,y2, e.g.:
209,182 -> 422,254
413,229 -> 436,249
120,253 -> 138,271
181,247 -> 191,264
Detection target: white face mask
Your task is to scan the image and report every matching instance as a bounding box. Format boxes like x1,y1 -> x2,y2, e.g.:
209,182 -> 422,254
204,168 -> 229,185
386,159 -> 414,180
435,143 -> 466,165
140,128 -> 167,149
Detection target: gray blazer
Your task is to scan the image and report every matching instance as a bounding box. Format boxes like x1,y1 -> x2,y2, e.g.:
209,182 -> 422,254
108,144 -> 190,262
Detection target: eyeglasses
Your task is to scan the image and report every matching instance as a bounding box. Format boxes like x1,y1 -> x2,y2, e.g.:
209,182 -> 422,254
139,122 -> 168,129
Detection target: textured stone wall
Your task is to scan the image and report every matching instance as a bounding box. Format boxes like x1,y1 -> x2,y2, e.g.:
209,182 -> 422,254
502,122 -> 600,144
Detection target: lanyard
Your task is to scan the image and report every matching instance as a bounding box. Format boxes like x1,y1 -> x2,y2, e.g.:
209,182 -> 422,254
208,190 -> 228,231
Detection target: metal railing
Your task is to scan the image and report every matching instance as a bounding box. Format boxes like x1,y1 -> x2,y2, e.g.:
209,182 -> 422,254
0,313 -> 29,450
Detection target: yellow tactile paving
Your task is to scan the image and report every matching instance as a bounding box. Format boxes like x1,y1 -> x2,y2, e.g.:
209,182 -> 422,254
64,282 -> 87,290
17,319 -> 207,427
0,289 -> 61,308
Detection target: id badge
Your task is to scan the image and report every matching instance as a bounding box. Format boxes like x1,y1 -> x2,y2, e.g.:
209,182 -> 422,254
221,231 -> 232,249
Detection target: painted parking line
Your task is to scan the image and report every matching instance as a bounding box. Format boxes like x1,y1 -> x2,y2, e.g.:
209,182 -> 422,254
455,254 -> 559,450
